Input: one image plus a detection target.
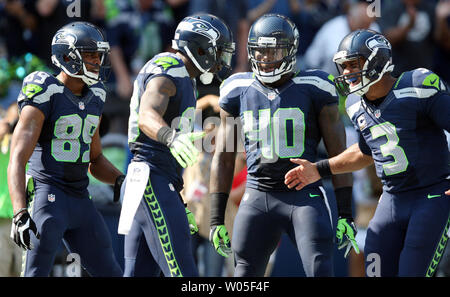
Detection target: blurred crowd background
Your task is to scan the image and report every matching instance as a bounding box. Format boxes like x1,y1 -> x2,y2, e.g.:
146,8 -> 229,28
0,0 -> 449,277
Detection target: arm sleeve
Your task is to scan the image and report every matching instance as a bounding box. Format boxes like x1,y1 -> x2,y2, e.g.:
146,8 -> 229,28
358,132 -> 372,156
311,72 -> 339,113
423,91 -> 450,132
218,78 -> 242,117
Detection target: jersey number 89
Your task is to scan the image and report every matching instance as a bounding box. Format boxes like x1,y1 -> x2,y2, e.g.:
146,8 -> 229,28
52,114 -> 99,163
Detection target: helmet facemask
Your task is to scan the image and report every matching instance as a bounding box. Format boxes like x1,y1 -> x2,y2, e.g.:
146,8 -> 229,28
334,47 -> 394,97
53,41 -> 110,86
248,37 -> 296,84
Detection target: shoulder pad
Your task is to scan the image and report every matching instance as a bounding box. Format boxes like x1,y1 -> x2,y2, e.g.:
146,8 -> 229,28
148,54 -> 189,78
393,68 -> 444,99
220,72 -> 254,98
292,70 -> 337,96
345,94 -> 362,119
19,71 -> 63,104
90,86 -> 107,102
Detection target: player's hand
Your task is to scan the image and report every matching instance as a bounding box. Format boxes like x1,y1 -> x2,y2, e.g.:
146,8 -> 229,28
10,210 -> 40,250
336,217 -> 360,258
284,158 -> 321,191
185,207 -> 198,235
169,132 -> 205,168
113,174 -> 126,203
209,224 -> 231,258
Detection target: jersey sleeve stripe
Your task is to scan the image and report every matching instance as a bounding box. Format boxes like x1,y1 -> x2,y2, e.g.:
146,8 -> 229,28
90,87 -> 107,102
393,87 -> 438,99
292,76 -> 337,96
31,84 -> 64,104
346,100 -> 361,119
219,78 -> 254,99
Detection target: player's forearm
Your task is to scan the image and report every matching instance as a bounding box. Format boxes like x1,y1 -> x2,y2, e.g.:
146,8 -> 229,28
210,151 -> 236,194
138,108 -> 170,141
89,153 -> 123,185
329,143 -> 373,174
7,159 -> 28,213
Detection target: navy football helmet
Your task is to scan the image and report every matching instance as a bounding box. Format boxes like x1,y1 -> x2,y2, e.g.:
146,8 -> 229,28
333,29 -> 394,96
51,22 -> 110,86
247,14 -> 299,84
172,14 -> 235,83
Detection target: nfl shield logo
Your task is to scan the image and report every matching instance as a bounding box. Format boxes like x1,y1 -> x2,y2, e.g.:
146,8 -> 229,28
48,194 -> 56,202
267,92 -> 276,100
79,102 -> 85,110
374,109 -> 381,118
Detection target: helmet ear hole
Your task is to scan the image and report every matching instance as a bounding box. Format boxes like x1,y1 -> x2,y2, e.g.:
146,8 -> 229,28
198,47 -> 205,56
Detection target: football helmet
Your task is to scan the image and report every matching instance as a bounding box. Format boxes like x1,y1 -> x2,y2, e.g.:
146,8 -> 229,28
247,14 -> 299,84
333,29 -> 394,96
172,14 -> 235,83
51,22 -> 110,86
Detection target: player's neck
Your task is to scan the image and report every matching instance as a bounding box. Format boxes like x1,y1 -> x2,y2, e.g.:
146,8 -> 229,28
260,73 -> 294,89
176,52 -> 201,79
56,72 -> 85,96
365,74 -> 396,101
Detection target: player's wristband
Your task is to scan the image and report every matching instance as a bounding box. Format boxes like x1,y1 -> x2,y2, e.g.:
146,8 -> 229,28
316,159 -> 332,178
13,208 -> 28,218
210,192 -> 229,226
335,187 -> 353,218
156,126 -> 176,146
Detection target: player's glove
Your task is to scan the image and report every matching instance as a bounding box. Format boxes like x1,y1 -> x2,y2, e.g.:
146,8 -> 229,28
336,217 -> 360,258
10,209 -> 40,250
209,225 -> 231,258
158,127 -> 205,168
185,207 -> 198,235
169,131 -> 205,168
113,174 -> 126,203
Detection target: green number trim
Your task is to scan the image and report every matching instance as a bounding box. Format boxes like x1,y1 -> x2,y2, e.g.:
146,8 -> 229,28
52,114 -> 82,162
370,122 -> 409,176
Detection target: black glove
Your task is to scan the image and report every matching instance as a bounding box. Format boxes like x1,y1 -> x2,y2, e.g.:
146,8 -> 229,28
11,209 -> 40,250
113,175 -> 126,203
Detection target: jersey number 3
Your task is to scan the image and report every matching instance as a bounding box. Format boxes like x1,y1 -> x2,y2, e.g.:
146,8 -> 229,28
370,122 -> 409,176
52,114 -> 99,163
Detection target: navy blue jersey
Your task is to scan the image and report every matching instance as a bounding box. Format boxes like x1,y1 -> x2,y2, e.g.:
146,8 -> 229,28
219,70 -> 338,191
128,52 -> 197,191
17,71 -> 106,197
346,68 -> 450,193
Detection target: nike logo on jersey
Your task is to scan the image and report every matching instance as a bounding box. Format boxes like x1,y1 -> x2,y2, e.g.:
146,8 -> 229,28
427,194 -> 441,199
309,193 -> 320,198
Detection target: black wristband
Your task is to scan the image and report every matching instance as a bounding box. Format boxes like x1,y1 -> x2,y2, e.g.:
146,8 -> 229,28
316,159 -> 332,178
113,175 -> 126,203
13,208 -> 28,218
210,192 -> 229,226
156,126 -> 175,146
335,187 -> 353,218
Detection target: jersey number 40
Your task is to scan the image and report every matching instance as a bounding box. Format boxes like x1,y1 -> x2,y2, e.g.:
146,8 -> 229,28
243,107 -> 305,162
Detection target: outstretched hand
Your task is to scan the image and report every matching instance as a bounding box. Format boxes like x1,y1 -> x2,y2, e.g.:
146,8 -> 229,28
284,159 -> 322,191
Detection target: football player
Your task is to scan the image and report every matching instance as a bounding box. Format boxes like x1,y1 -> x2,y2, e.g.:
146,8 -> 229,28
8,22 -> 124,276
284,29 -> 450,277
209,14 -> 358,277
122,14 -> 235,277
